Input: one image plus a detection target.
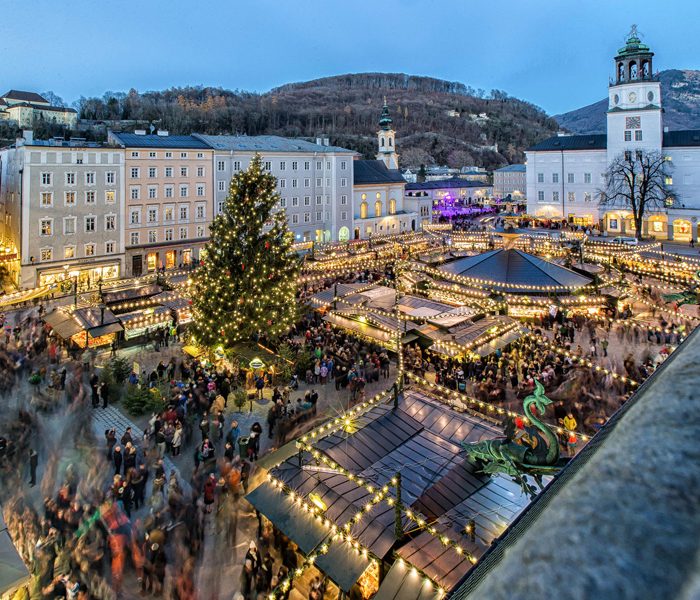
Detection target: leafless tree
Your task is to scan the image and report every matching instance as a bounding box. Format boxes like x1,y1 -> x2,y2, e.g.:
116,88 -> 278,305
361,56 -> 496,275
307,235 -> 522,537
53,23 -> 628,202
600,150 -> 675,239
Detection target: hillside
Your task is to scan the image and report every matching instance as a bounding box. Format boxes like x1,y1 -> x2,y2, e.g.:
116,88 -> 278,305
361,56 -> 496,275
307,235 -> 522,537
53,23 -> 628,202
555,69 -> 700,133
73,73 -> 560,170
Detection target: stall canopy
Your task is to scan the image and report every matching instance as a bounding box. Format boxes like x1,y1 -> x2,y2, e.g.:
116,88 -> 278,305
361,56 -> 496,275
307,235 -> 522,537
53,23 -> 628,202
43,309 -> 83,339
373,560 -> 442,600
0,513 -> 30,597
73,306 -> 123,337
102,283 -> 161,305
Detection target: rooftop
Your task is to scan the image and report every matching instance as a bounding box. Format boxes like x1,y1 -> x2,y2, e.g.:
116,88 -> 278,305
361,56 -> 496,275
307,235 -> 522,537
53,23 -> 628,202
194,133 -> 355,154
438,249 -> 591,292
108,132 -> 210,149
405,178 -> 493,191
1,90 -> 49,104
354,159 -> 406,185
527,134 -> 608,152
4,102 -> 76,113
493,164 -> 526,173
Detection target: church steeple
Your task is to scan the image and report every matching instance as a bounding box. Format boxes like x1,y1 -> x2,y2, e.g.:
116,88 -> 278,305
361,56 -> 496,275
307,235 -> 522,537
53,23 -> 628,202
613,25 -> 655,85
376,97 -> 399,170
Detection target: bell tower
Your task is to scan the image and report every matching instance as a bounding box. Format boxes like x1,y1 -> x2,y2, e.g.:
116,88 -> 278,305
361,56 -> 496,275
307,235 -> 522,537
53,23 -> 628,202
376,98 -> 399,170
607,25 -> 663,159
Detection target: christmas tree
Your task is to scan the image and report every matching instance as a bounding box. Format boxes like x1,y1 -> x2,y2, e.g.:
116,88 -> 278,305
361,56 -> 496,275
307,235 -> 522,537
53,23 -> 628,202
191,154 -> 299,348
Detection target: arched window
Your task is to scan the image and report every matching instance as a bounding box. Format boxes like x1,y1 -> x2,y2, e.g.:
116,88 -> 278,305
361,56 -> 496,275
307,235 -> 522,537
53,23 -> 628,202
642,60 -> 650,78
360,202 -> 368,219
381,138 -> 385,147
629,61 -> 638,80
618,63 -> 624,82
389,199 -> 396,214
374,200 -> 382,218
389,137 -> 393,147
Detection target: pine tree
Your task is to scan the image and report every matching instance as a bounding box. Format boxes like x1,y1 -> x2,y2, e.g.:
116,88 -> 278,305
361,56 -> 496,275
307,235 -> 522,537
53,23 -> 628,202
191,154 -> 299,348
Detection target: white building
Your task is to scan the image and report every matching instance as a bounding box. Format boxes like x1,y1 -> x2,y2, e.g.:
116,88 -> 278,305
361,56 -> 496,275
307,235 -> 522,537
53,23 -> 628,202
527,28 -> 700,239
0,133 -> 125,289
493,164 -> 526,202
351,103 -> 428,239
195,134 -> 356,244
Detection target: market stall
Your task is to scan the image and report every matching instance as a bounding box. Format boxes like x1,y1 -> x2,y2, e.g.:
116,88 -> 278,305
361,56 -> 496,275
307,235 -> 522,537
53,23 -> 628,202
118,306 -> 173,341
152,291 -> 193,324
71,306 -> 123,348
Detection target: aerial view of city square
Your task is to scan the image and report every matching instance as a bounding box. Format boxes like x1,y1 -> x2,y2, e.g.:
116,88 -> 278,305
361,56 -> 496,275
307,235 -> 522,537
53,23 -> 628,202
0,1 -> 698,599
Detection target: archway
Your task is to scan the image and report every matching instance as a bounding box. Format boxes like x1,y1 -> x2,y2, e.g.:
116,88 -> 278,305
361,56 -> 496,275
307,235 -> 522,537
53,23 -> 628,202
673,219 -> 692,242
338,226 -> 350,242
374,200 -> 382,218
360,202 -> 368,219
647,215 -> 667,239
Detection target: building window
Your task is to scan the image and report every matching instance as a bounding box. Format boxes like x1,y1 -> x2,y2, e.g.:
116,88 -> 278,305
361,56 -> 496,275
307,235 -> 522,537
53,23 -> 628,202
66,172 -> 76,185
165,186 -> 173,198
149,151 -> 156,158
105,215 -> 116,230
292,197 -> 299,207
197,153 -> 204,159
304,196 -> 311,206
304,213 -> 311,223
41,172 -> 52,185
180,167 -> 188,177
341,211 -> 348,220
279,179 -> 286,188
106,171 -> 115,184
568,192 -> 576,202
292,214 -> 299,224
304,178 -> 310,187
218,180 -> 226,191
165,167 -> 173,177
374,200 -> 382,217
537,173 -> 544,183
292,161 -> 298,170
315,196 -> 322,205
65,191 -> 76,206
180,152 -> 188,159
292,179 -> 298,188
263,161 -> 271,171
40,192 -> 53,207
130,187 -> 140,200
234,161 -> 241,171
196,184 -> 205,197
316,161 -> 322,170
389,199 -> 396,214
196,226 -> 205,238
316,211 -> 322,221
196,204 -> 205,219
326,178 -> 331,187
148,230 -> 157,243
165,152 -> 172,159
104,190 -> 115,204
180,185 -> 188,197
304,161 -> 310,170
584,192 -> 592,203
165,229 -> 174,242
665,176 -> 673,185
180,205 -> 189,220
624,130 -> 632,142
197,166 -> 205,177
85,216 -> 96,232
341,161 -> 347,170
40,247 -> 53,261
63,217 -> 76,235
316,178 -> 322,187
326,161 -> 331,170
279,198 -> 287,208
40,219 -> 53,236
552,173 -> 559,183
217,161 -> 225,171
131,151 -> 139,158
567,173 -> 575,184
635,130 -> 643,141
147,207 -> 158,223
341,195 -> 347,205
106,241 -> 115,254
163,206 -> 174,222
217,200 -> 224,213
179,227 -> 188,239
84,191 -> 95,204
85,172 -> 95,185
84,243 -> 95,257
584,172 -> 592,184
340,178 -> 347,186
280,161 -> 286,170
130,232 -> 139,245
130,210 -> 140,225
148,186 -> 157,199
552,191 -> 560,202
130,167 -> 139,178
360,202 -> 368,219
148,167 -> 157,178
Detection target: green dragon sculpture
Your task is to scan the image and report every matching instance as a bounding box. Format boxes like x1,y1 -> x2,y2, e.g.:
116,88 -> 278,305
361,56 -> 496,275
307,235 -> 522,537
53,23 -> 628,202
462,380 -> 566,498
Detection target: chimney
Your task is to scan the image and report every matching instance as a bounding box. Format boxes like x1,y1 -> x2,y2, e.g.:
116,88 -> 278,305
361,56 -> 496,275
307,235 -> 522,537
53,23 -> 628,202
316,137 -> 322,146
22,129 -> 33,143
157,130 -> 169,137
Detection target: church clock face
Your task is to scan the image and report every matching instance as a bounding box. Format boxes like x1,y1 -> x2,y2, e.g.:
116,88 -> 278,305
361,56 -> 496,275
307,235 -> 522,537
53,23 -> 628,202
613,94 -> 620,105
628,92 -> 637,103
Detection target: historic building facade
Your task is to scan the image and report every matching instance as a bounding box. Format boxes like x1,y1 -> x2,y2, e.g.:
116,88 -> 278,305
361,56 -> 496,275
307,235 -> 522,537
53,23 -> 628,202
108,132 -> 214,276
526,29 -> 700,239
0,90 -> 78,128
493,164 -> 526,202
0,135 -> 124,289
195,134 -> 356,244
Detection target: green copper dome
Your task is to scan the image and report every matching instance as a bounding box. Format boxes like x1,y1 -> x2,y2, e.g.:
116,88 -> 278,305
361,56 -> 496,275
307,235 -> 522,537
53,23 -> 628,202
379,99 -> 392,130
617,25 -> 652,56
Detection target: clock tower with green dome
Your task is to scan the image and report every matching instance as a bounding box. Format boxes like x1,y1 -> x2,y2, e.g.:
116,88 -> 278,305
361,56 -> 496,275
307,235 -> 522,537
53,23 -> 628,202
376,97 -> 399,170
607,25 -> 663,159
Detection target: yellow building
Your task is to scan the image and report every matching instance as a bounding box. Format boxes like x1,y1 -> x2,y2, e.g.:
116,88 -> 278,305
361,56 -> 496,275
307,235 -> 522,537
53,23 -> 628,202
0,90 -> 77,128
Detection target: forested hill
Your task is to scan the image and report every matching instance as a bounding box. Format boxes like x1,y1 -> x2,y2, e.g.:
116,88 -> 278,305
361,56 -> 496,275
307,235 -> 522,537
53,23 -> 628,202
74,73 -> 561,170
555,69 -> 700,134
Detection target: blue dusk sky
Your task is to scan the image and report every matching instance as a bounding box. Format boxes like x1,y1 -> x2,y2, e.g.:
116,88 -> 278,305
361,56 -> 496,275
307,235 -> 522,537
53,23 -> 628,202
1,0 -> 697,115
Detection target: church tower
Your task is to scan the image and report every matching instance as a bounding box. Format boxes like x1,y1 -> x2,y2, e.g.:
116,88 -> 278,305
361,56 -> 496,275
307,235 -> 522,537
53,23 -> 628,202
607,25 -> 663,160
376,98 -> 399,170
